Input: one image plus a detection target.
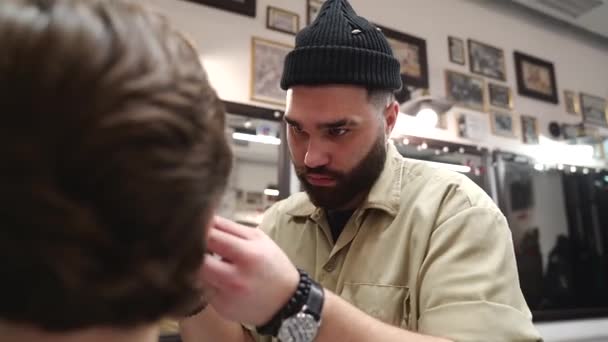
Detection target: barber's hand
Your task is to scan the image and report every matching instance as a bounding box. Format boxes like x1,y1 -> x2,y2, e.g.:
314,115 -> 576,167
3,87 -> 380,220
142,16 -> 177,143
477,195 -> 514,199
201,216 -> 299,326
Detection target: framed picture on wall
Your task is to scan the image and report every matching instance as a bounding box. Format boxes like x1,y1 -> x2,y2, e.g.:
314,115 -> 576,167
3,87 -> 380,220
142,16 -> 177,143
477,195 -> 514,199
445,70 -> 485,112
564,90 -> 580,115
468,39 -> 506,81
448,36 -> 465,65
377,25 -> 429,89
491,110 -> 517,138
521,115 -> 539,144
307,0 -> 326,25
514,51 -> 558,104
580,93 -> 608,127
250,37 -> 292,106
266,6 -> 299,35
457,111 -> 489,141
488,83 -> 513,109
186,0 -> 256,17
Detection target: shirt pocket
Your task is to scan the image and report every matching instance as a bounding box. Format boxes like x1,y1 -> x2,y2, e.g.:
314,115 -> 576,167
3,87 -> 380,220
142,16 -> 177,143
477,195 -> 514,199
340,282 -> 410,328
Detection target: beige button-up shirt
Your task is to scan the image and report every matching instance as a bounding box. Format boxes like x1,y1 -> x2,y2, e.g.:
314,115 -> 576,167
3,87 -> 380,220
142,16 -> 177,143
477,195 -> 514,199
253,144 -> 541,341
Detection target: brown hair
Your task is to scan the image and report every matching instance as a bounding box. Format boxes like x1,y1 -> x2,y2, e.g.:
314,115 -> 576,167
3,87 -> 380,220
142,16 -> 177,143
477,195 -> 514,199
0,0 -> 231,331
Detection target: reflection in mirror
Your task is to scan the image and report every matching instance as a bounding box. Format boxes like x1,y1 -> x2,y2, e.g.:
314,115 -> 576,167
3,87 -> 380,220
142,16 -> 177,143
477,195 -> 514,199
217,113 -> 281,227
495,152 -> 608,321
391,136 -> 492,196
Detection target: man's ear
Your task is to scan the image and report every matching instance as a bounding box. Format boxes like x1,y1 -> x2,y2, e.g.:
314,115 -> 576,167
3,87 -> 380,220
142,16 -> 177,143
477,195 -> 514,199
384,101 -> 399,137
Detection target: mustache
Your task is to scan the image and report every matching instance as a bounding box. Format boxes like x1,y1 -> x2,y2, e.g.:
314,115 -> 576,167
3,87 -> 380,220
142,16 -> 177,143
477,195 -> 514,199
296,166 -> 344,179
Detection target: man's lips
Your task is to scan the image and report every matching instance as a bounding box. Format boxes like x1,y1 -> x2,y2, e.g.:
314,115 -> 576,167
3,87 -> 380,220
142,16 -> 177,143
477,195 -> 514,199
306,173 -> 336,187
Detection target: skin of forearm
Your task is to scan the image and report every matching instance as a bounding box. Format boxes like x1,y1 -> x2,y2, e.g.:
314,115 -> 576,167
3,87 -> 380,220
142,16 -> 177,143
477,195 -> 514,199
179,306 -> 253,342
316,291 -> 452,342
178,290 -> 450,342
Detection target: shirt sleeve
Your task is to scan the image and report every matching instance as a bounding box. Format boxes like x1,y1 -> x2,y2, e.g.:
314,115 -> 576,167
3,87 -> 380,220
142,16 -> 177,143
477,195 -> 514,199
417,206 -> 542,341
243,325 -> 273,342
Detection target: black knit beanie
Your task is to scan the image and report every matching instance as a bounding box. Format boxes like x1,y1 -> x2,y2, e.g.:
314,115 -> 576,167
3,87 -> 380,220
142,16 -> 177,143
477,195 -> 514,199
280,0 -> 401,91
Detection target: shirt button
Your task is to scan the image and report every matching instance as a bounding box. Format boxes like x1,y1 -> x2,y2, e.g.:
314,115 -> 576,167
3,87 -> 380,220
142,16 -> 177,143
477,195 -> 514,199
323,258 -> 337,272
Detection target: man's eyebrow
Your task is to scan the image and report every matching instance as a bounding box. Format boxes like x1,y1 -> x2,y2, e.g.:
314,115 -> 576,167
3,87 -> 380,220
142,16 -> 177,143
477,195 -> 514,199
283,116 -> 300,127
283,117 -> 359,129
319,119 -> 357,129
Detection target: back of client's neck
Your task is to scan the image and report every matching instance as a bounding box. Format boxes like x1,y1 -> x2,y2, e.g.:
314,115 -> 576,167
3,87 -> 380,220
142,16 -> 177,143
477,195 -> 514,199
0,321 -> 159,342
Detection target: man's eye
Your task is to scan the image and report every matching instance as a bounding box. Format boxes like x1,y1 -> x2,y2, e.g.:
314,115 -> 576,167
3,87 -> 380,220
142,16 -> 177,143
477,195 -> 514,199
291,125 -> 304,134
328,127 -> 349,137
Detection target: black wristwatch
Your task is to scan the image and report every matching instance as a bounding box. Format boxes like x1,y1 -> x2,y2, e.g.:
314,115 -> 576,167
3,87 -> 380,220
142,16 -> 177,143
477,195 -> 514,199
257,269 -> 324,341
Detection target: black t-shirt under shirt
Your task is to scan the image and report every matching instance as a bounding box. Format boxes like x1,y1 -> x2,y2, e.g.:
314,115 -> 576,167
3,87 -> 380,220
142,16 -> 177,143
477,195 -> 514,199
325,209 -> 355,242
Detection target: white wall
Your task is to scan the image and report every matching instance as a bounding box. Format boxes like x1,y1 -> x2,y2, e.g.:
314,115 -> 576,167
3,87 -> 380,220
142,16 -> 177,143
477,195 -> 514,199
142,0 -> 608,339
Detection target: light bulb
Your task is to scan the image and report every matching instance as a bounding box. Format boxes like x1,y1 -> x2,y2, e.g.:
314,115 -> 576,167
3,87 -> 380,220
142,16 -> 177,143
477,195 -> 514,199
416,107 -> 439,128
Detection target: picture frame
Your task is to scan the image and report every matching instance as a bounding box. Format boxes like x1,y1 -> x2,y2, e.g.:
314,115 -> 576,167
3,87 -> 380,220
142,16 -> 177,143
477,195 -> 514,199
186,0 -> 256,17
580,93 -> 608,128
468,39 -> 506,81
250,37 -> 293,106
457,111 -> 489,141
377,24 -> 429,89
448,36 -> 465,65
491,110 -> 517,138
307,0 -> 326,25
266,6 -> 299,35
514,51 -> 558,104
564,90 -> 580,115
521,115 -> 539,144
488,83 -> 513,109
445,70 -> 485,112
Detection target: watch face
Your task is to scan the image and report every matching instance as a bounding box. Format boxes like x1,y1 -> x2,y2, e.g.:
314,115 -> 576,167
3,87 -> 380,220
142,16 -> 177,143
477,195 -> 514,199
277,312 -> 319,342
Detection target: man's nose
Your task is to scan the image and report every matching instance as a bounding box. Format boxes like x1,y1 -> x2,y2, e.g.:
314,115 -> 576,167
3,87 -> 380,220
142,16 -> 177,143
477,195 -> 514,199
304,139 -> 330,169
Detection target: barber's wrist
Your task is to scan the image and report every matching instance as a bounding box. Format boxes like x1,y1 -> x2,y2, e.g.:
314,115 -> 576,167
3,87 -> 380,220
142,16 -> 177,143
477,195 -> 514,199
256,268 -> 313,336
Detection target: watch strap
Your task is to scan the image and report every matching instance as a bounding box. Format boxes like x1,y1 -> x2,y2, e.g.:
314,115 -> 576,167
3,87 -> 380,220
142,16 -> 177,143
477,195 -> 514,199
256,268 -> 311,336
304,279 -> 324,321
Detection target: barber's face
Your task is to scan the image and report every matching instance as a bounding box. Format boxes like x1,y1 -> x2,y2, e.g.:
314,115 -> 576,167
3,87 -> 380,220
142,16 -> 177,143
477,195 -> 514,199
284,85 -> 395,210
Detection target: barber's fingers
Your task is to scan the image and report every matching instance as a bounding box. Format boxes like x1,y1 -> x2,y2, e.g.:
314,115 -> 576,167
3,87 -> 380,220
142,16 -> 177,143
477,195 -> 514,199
206,227 -> 252,262
212,216 -> 256,239
202,253 -> 245,293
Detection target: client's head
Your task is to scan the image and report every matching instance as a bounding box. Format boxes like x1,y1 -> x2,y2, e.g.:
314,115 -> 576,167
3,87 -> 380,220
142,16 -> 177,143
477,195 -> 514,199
0,0 -> 231,337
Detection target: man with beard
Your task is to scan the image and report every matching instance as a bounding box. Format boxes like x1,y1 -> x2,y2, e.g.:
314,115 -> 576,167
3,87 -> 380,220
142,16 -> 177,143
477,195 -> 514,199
180,0 -> 541,341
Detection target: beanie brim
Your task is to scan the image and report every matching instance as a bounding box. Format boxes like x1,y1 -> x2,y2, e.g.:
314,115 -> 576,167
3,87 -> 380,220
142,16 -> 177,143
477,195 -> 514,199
281,45 -> 402,91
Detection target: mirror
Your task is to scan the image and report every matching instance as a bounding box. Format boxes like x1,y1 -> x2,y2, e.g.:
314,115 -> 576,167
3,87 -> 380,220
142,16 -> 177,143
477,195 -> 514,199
217,109 -> 282,227
495,152 -> 608,320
